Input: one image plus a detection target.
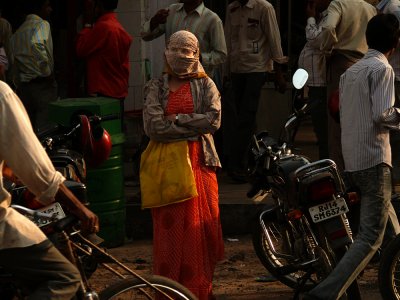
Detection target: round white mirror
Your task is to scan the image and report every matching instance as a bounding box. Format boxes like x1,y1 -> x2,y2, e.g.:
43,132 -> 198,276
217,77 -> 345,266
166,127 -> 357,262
292,68 -> 308,90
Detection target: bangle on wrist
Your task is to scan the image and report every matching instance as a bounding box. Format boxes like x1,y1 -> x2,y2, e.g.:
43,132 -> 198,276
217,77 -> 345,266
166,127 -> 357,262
84,23 -> 92,28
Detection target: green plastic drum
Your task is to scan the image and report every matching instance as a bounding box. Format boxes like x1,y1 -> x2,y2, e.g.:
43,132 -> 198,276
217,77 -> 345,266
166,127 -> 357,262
48,97 -> 127,247
89,199 -> 126,248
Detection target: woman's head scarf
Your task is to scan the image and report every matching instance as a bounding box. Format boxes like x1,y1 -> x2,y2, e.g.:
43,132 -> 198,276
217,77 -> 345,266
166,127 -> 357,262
164,30 -> 207,79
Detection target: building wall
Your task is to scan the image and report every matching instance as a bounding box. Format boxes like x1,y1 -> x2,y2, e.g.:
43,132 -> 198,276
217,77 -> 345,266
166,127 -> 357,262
115,0 -> 146,114
115,0 -> 175,114
115,0 -> 175,180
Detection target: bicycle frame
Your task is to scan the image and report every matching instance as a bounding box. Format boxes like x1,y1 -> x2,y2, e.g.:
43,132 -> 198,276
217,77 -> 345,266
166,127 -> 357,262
2,206 -> 177,300
68,229 -> 177,299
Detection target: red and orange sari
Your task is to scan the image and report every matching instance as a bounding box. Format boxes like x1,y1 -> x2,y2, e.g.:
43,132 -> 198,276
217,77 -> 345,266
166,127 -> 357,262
152,82 -> 224,299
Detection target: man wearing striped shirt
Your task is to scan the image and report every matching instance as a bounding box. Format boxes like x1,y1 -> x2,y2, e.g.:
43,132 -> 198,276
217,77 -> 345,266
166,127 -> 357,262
304,14 -> 400,300
141,0 -> 227,79
10,0 -> 56,131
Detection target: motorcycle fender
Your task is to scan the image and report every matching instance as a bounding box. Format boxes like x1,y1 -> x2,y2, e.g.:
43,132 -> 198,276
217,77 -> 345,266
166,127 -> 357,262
317,215 -> 353,249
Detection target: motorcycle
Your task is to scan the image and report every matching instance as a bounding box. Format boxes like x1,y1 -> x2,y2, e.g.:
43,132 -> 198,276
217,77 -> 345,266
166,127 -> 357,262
249,69 -> 360,298
4,114 -> 112,215
0,115 -> 197,299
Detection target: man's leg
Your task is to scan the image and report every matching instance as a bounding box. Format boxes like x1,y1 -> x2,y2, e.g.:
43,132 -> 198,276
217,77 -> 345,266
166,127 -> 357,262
221,75 -> 243,169
19,77 -> 57,132
308,86 -> 328,159
0,239 -> 81,300
228,72 -> 266,174
306,164 -> 392,300
326,55 -> 356,173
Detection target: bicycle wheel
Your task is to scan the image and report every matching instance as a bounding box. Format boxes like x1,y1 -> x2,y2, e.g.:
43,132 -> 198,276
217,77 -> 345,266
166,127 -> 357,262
99,275 -> 197,300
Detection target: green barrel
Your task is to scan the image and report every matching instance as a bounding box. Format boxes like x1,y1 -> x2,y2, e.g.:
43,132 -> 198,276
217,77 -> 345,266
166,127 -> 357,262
48,98 -> 126,247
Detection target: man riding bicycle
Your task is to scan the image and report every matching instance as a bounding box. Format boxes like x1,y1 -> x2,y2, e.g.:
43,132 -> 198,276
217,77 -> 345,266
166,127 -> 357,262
0,81 -> 99,298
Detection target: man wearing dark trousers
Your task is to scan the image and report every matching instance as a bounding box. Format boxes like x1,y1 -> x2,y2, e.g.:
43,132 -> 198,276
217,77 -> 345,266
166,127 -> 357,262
224,0 -> 287,182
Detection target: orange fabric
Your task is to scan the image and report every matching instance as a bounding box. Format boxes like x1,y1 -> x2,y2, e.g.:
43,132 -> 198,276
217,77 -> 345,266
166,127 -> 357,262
152,83 -> 224,299
164,30 -> 207,79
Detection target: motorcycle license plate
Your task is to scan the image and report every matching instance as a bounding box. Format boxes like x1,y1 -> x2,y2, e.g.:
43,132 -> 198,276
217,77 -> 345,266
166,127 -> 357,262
35,202 -> 66,227
308,197 -> 349,223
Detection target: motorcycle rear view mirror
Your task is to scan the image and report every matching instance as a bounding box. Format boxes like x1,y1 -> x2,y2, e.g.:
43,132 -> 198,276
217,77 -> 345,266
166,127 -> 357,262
292,68 -> 308,90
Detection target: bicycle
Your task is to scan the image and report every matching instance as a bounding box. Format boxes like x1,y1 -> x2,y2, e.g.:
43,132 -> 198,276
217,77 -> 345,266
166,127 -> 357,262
0,204 -> 197,300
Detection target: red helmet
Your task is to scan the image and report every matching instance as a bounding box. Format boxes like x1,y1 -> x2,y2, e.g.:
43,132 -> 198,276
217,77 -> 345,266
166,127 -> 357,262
79,115 -> 112,168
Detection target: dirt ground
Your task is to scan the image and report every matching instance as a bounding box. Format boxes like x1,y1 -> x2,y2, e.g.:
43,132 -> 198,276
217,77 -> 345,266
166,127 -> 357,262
89,234 -> 383,299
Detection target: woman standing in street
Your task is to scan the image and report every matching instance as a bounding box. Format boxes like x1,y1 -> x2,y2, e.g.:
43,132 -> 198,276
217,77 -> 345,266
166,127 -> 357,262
142,30 -> 224,300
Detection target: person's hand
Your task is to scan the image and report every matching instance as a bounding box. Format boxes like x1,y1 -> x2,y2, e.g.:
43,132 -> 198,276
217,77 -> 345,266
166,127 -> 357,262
150,9 -> 169,31
306,0 -> 317,18
76,206 -> 100,233
275,72 -> 287,94
166,114 -> 176,122
56,184 -> 99,233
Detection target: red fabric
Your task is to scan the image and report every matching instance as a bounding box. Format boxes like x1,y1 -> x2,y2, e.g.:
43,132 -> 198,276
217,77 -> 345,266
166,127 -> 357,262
152,83 -> 224,300
76,13 -> 132,99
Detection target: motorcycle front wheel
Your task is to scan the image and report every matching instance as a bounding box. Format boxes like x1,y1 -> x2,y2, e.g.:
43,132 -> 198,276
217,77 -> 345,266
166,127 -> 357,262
252,216 -> 318,290
379,234 -> 400,300
99,275 -> 197,300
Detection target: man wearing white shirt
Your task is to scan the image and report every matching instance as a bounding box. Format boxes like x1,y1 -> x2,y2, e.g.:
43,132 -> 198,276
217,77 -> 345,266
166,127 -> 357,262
223,0 -> 288,181
10,0 -> 56,131
0,80 -> 100,298
306,0 -> 376,172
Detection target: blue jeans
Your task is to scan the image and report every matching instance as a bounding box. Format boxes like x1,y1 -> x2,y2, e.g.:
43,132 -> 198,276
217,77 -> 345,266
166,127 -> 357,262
308,164 -> 392,300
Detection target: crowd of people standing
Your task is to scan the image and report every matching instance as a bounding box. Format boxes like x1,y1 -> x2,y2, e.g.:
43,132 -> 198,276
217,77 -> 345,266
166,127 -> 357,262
0,0 -> 131,132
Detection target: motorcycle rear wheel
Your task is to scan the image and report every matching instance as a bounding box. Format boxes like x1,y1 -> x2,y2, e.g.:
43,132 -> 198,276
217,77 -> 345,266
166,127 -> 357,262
379,234 -> 400,300
252,216 -> 318,290
99,275 -> 197,300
